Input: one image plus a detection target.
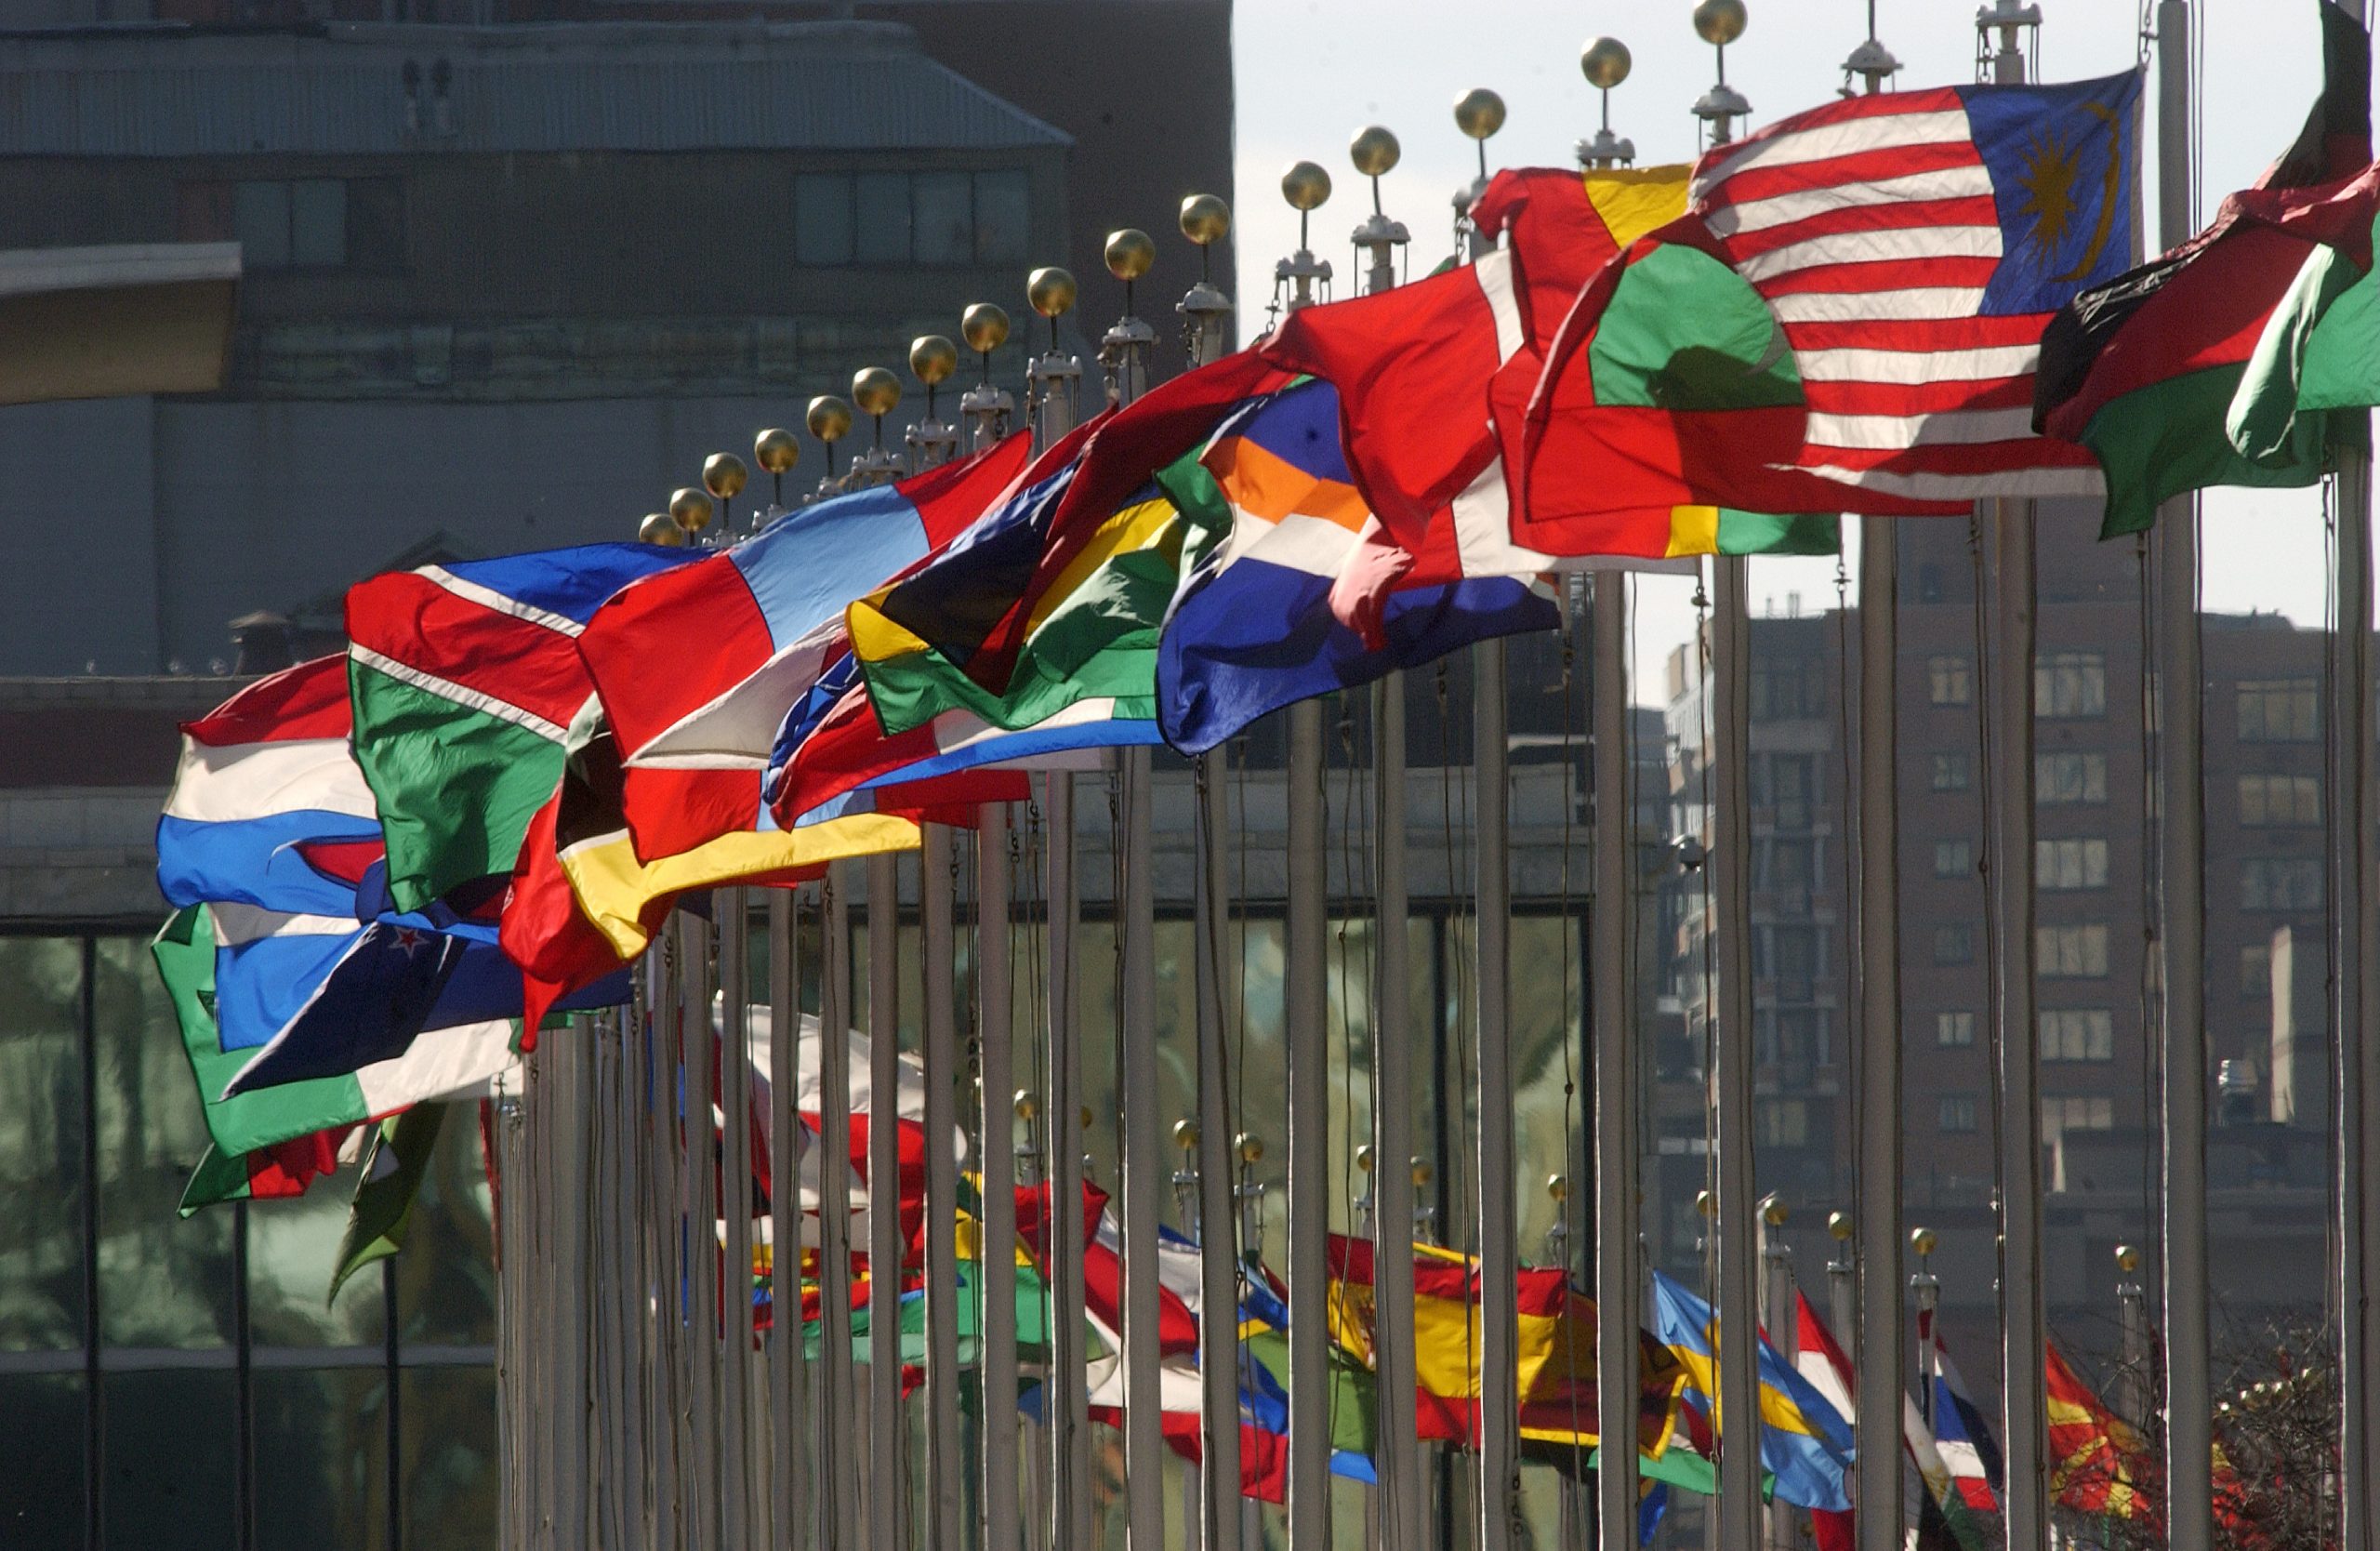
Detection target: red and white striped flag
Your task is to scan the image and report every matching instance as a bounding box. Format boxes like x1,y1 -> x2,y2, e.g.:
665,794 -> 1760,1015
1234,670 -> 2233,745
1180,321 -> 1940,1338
1690,73 -> 2142,502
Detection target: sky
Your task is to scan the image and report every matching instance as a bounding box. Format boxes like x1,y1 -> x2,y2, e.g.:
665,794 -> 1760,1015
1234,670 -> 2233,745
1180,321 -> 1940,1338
1225,0 -> 2356,700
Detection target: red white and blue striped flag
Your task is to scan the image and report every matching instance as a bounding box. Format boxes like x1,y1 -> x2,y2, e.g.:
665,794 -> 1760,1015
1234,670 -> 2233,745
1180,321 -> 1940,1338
1690,72 -> 2143,501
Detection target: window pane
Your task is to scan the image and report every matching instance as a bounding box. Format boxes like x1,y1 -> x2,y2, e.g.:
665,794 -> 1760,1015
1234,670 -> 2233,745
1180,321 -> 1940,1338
95,936 -> 233,1347
290,179 -> 347,267
0,1371 -> 85,1547
854,173 -> 911,263
794,173 -> 854,265
0,935 -> 86,1352
346,178 -> 405,272
247,1185 -> 386,1346
974,169 -> 1030,264
401,1365 -> 498,1550
912,171 -> 972,265
395,1104 -> 496,1346
232,180 -> 291,269
103,1368 -> 237,1551
256,1366 -> 386,1551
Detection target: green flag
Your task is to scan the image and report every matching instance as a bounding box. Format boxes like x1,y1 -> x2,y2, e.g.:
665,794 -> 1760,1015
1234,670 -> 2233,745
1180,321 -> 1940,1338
329,1102 -> 447,1303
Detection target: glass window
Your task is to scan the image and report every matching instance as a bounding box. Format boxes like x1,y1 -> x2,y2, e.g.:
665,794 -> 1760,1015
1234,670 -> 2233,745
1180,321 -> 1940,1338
911,171 -> 973,265
0,935 -> 87,1353
2238,679 -> 2320,742
232,180 -> 292,269
104,1368 -> 238,1549
2037,751 -> 2108,804
1758,1099 -> 1808,1147
393,1106 -> 496,1346
401,1366 -> 498,1549
794,173 -> 855,265
290,179 -> 348,267
1933,924 -> 1974,965
0,1372 -> 86,1547
2035,652 -> 2108,718
2041,1008 -> 2115,1061
1937,1011 -> 1976,1047
95,936 -> 234,1348
1917,563 -> 1944,603
2239,773 -> 2320,826
2035,838 -> 2109,891
2241,857 -> 2324,911
2037,923 -> 2110,977
2241,944 -> 2273,998
974,168 -> 1031,265
1934,840 -> 1972,878
1938,1094 -> 1978,1132
247,1185 -> 387,1347
854,173 -> 912,263
346,178 -> 405,272
1932,752 -> 1970,791
255,1367 -> 386,1551
1927,655 -> 1972,706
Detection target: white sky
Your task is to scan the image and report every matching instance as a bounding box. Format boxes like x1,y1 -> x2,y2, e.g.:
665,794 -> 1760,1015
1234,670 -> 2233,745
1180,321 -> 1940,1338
1226,0 -> 2354,700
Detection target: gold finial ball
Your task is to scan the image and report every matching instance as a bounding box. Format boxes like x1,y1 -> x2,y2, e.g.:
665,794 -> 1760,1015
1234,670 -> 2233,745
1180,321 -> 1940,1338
1410,1157 -> 1434,1188
1911,1226 -> 1938,1257
807,394 -> 853,444
1104,228 -> 1156,282
1280,160 -> 1332,213
1013,1088 -> 1039,1121
753,427 -> 799,476
1179,192 -> 1231,246
909,334 -> 959,387
1079,1105 -> 1095,1132
1236,1132 -> 1263,1164
1349,125 -> 1402,179
1694,1188 -> 1715,1217
639,511 -> 688,547
1581,36 -> 1633,90
702,452 -> 747,500
1453,87 -> 1506,140
1760,1193 -> 1789,1228
961,302 -> 1011,354
1828,1210 -> 1853,1241
1693,0 -> 1746,47
1547,1173 -> 1569,1203
1173,1118 -> 1200,1152
852,367 -> 902,418
1355,1144 -> 1375,1173
2115,1243 -> 2140,1273
1026,266 -> 1078,319
668,485 -> 713,535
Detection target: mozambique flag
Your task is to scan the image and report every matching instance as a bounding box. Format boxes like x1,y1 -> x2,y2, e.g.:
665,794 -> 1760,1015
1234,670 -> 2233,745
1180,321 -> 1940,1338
2035,0 -> 2375,537
2044,1341 -> 2160,1526
178,1127 -> 350,1215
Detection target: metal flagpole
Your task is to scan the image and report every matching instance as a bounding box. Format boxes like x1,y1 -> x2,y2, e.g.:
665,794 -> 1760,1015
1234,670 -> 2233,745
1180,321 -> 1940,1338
867,850 -> 906,1551
922,827 -> 966,1551
1841,14 -> 1908,1551
820,867 -> 860,1551
2336,439 -> 2380,1550
977,804 -> 1024,1551
2149,4 -> 2213,1545
1178,196 -> 1245,1551
683,910 -> 724,1551
721,889 -> 755,1547
767,889 -> 809,1551
1686,17 -> 1762,1542
1759,1199 -> 1797,1551
1590,569 -> 1640,1551
1101,229 -> 1169,1551
1475,639 -> 1518,1551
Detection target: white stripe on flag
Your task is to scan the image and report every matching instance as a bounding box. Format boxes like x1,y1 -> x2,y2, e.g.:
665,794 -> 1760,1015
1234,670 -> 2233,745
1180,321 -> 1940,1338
417,565 -> 586,638
1797,344 -> 2041,384
1805,406 -> 2043,450
1693,108 -> 1977,196
1702,166 -> 1997,239
1934,1438 -> 1988,1478
1734,223 -> 2001,285
350,645 -> 571,743
1474,247 -> 1527,364
207,903 -> 358,946
164,736 -> 378,824
1769,287 -> 1990,323
1797,462 -> 2107,499
352,1018 -> 520,1114
1236,510 -> 1368,577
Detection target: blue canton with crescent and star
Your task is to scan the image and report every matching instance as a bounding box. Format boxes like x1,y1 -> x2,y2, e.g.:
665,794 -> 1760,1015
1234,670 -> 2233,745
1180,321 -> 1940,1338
1964,69 -> 2146,317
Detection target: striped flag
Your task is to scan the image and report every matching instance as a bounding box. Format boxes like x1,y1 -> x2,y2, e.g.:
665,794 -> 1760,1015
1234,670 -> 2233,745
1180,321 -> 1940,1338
1688,71 -> 2143,501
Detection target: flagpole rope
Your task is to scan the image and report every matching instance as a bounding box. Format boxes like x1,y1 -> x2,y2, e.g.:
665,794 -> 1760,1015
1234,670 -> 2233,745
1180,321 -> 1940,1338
1965,509 -> 2010,1291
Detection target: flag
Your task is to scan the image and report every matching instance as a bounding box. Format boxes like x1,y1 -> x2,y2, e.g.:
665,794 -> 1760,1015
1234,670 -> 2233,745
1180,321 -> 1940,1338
328,1102 -> 448,1301
1647,1270 -> 1854,1512
576,433 -> 1032,773
346,542 -> 694,913
178,1127 -> 352,1215
1796,1292 -> 1997,1551
157,656 -> 384,916
153,905 -> 520,1160
2036,3 -> 2374,535
2044,1341 -> 2159,1524
1157,378 -> 1560,755
1922,1308 -> 2005,1520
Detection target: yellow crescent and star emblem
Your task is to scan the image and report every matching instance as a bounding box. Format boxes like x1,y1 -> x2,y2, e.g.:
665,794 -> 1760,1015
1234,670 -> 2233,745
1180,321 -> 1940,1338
2015,100 -> 2124,284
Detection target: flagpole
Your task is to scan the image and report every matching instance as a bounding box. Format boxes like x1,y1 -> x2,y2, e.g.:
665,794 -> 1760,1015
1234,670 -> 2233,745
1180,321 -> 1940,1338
1179,202 -> 1247,1551
978,805 -> 1023,1551
766,888 -> 809,1551
1475,623 -> 1519,1551
684,909 -> 725,1551
2336,438 -> 2380,1551
819,865 -> 860,1551
866,848 -> 906,1551
2150,4 -> 2214,1546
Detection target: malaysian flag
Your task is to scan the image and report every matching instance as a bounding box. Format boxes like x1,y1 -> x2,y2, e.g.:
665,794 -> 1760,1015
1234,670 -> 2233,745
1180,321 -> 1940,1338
1691,71 -> 2143,501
